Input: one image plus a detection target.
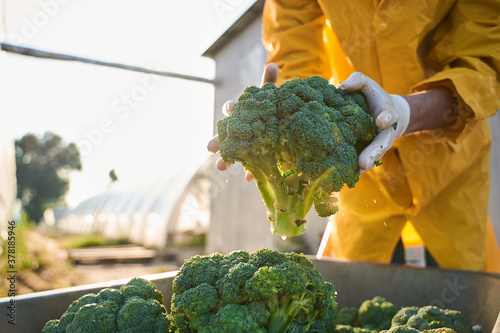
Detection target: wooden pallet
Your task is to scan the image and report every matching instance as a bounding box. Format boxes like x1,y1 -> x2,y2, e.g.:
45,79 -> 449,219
67,245 -> 173,264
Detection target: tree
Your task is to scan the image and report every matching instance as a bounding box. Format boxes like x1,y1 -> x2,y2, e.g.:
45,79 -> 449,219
109,169 -> 118,182
15,132 -> 82,222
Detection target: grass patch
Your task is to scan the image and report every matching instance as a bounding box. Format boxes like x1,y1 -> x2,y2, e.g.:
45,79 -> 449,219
0,219 -> 82,297
1,220 -> 38,274
58,234 -> 133,249
173,233 -> 206,248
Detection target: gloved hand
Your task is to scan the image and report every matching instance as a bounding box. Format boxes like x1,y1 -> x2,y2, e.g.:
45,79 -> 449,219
207,63 -> 279,181
339,72 -> 411,174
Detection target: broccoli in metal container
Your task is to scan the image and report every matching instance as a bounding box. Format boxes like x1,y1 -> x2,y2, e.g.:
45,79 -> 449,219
42,277 -> 169,333
169,248 -> 337,333
381,326 -> 457,332
357,296 -> 398,331
217,76 -> 377,237
334,325 -> 378,333
389,305 -> 469,333
335,306 -> 359,326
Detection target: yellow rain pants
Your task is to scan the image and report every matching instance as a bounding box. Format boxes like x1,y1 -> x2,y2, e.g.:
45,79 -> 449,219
263,0 -> 500,272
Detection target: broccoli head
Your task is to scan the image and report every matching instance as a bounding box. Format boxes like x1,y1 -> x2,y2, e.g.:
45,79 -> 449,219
170,248 -> 337,333
380,326 -> 421,333
391,307 -> 419,327
42,277 -> 169,333
117,296 -> 167,333
381,327 -> 457,333
357,296 -> 398,331
217,76 -> 377,237
334,325 -> 378,333
390,306 -> 469,333
120,277 -> 164,304
335,306 -> 359,326
207,303 -> 269,332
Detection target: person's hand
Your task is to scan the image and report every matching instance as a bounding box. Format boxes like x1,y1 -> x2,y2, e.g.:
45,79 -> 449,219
339,72 -> 410,174
207,63 -> 279,181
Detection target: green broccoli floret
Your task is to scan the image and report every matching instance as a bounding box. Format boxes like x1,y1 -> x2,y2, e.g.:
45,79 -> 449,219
208,303 -> 269,332
380,326 -> 421,333
170,282 -> 219,331
357,296 -> 398,331
42,320 -> 62,333
391,307 -> 420,327
120,277 -> 164,304
390,306 -> 469,333
66,301 -> 120,332
335,306 -> 359,326
170,248 -> 337,333
44,293 -> 102,332
172,252 -> 223,294
217,76 -> 377,237
117,296 -> 168,333
381,327 -> 457,333
42,277 -> 169,333
335,325 -> 378,333
306,305 -> 336,332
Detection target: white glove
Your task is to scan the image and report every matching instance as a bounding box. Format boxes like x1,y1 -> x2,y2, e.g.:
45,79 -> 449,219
339,72 -> 410,174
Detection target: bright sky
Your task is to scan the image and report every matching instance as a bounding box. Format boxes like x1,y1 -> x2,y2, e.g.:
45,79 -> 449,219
1,0 -> 256,207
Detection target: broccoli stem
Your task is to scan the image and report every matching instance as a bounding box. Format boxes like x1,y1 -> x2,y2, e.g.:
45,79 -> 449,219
267,295 -> 297,333
269,171 -> 316,237
271,186 -> 308,237
241,162 -> 277,219
242,158 -> 313,237
266,293 -> 315,333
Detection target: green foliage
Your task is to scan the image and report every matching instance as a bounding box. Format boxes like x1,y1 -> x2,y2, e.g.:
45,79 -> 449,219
15,132 -> 81,222
0,221 -> 51,297
58,234 -> 133,249
170,248 -> 337,333
109,169 -> 119,182
217,77 -> 377,237
0,221 -> 37,273
42,278 -> 169,333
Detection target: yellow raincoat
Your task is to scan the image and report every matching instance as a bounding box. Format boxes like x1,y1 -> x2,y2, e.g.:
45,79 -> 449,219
262,0 -> 500,272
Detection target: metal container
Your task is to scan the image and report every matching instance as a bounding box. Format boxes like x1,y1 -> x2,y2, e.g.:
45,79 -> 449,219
1,258 -> 499,333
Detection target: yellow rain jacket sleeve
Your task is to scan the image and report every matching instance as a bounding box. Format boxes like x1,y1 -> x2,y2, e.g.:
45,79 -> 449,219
410,1 -> 500,143
262,0 -> 332,82
262,0 -> 500,272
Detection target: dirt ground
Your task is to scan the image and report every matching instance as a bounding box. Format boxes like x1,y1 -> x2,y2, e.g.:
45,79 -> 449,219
73,261 -> 178,285
0,228 -> 179,296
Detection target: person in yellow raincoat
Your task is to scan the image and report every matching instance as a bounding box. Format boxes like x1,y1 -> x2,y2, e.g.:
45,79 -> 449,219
209,0 -> 500,272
